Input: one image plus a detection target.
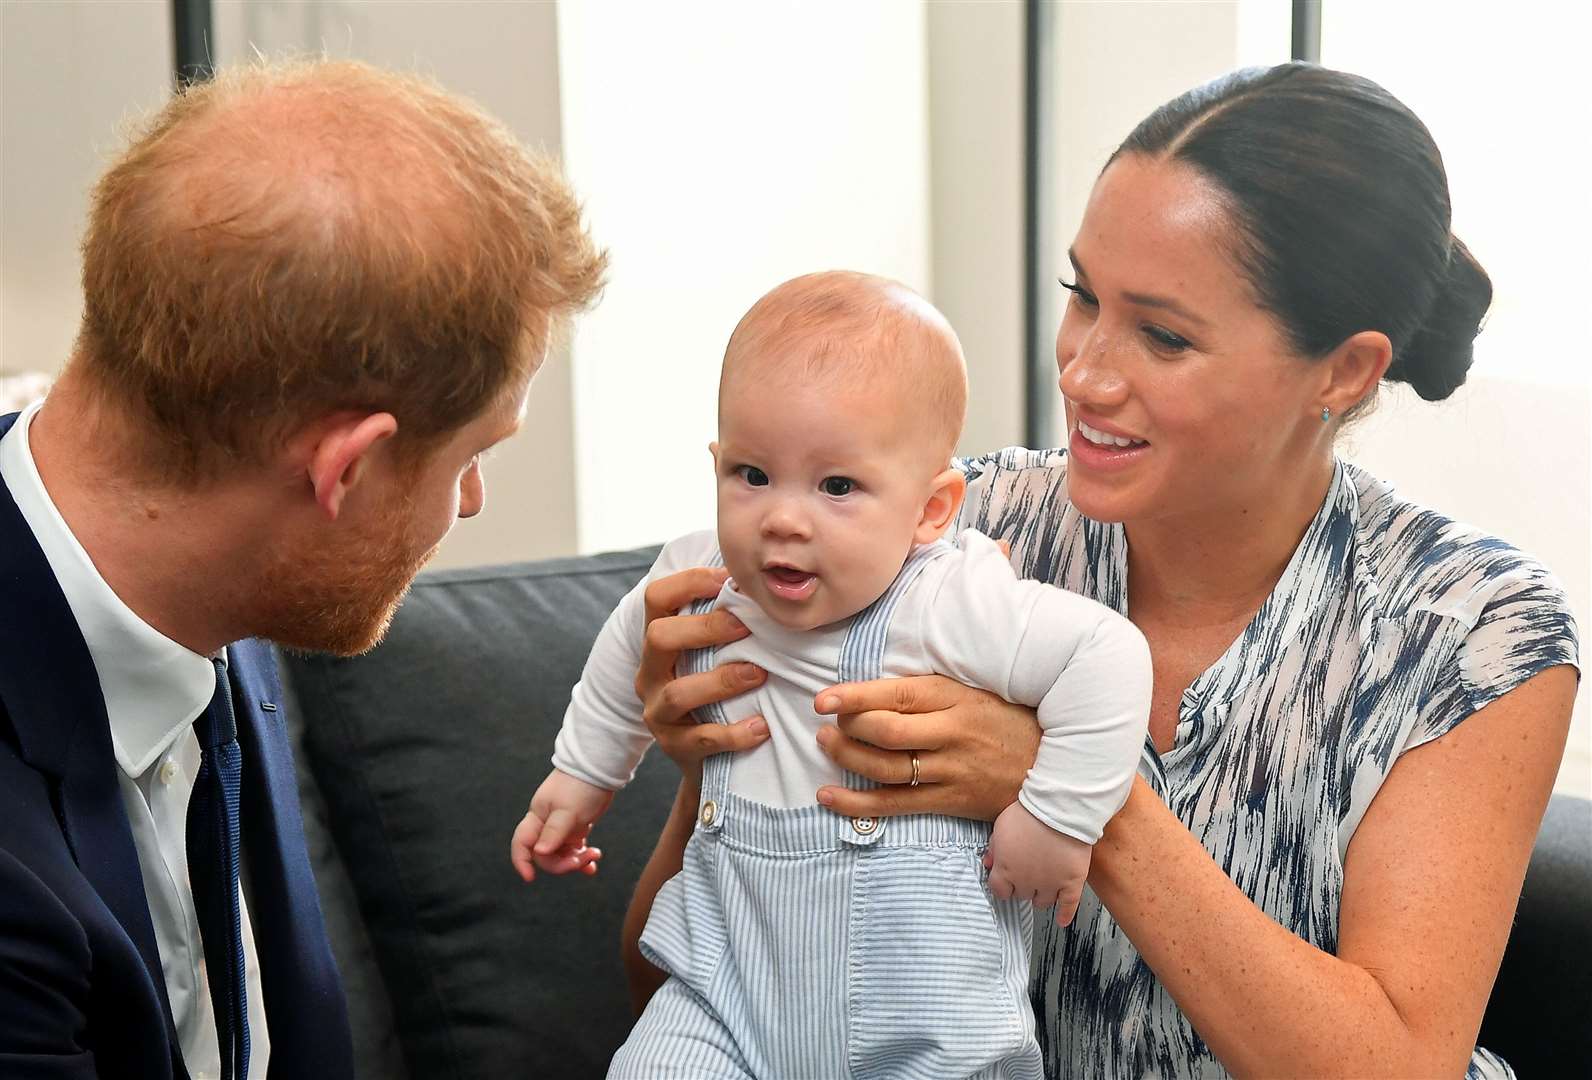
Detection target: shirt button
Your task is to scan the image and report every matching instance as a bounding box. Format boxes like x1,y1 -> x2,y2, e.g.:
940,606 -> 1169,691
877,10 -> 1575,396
699,800 -> 717,827
157,761 -> 180,785
851,816 -> 878,835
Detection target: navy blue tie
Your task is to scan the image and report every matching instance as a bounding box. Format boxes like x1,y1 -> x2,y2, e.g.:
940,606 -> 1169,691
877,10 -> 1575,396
187,656 -> 251,1080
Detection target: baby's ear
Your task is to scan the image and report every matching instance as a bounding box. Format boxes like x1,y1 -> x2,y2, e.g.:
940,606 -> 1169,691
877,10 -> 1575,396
913,468 -> 967,544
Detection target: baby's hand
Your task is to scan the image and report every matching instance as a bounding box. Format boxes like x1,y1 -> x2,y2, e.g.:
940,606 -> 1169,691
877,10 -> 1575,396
510,769 -> 614,883
984,802 -> 1092,927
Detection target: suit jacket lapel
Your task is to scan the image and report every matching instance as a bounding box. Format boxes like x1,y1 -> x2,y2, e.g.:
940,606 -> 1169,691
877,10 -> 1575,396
0,410 -> 186,1066
230,639 -> 354,1079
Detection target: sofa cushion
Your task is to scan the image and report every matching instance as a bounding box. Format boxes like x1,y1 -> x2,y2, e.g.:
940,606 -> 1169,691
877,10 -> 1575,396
1479,792 -> 1592,1073
282,546 -> 673,1080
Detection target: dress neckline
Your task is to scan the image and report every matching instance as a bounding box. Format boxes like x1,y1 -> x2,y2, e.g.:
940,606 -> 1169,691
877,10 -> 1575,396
1085,458 -> 1361,762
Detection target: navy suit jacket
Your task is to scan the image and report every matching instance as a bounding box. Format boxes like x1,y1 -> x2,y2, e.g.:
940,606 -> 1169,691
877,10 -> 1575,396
0,411 -> 354,1079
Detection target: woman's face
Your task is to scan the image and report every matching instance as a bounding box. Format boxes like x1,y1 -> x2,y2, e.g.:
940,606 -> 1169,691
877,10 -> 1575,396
1056,154 -> 1331,528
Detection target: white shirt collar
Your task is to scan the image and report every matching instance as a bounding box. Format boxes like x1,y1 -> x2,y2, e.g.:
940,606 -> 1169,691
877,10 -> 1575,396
0,400 -> 217,777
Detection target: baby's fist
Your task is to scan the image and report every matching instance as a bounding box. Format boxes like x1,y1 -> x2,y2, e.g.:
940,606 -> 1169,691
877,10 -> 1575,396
984,802 -> 1093,927
510,770 -> 614,883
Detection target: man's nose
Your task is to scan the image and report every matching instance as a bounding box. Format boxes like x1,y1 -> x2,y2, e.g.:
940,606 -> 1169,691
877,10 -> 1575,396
459,462 -> 486,519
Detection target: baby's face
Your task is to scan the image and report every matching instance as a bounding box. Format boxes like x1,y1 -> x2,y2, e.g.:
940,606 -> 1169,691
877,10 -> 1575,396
714,373 -> 941,631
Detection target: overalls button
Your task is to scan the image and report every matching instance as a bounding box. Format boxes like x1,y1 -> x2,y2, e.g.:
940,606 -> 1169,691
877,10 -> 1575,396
700,800 -> 718,826
851,816 -> 878,835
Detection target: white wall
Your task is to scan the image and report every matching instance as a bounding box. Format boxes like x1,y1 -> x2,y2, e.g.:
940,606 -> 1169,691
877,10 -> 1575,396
556,0 -> 933,554
1,1 -> 169,381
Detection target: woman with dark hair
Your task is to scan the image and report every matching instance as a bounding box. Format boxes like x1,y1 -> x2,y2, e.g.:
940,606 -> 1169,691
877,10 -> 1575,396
621,64 -> 1578,1077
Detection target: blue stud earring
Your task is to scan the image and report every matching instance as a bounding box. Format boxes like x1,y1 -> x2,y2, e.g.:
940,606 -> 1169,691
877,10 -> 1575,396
1321,406 -> 1331,422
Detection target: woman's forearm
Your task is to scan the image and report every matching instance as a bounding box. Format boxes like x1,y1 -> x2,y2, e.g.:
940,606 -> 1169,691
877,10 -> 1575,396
620,773 -> 700,1014
1089,779 -> 1452,1078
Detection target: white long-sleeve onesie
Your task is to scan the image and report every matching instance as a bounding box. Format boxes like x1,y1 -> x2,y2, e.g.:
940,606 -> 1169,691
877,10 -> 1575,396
552,528 -> 1151,843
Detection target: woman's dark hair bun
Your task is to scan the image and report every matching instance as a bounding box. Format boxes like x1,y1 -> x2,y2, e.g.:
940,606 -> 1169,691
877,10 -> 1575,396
1385,236 -> 1492,401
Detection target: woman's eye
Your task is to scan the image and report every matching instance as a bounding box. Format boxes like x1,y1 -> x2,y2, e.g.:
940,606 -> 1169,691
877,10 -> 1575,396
1058,278 -> 1098,309
1144,325 -> 1192,352
737,465 -> 769,486
822,476 -> 855,497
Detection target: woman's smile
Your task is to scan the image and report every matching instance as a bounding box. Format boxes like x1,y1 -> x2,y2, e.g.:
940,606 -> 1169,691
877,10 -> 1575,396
1067,410 -> 1152,475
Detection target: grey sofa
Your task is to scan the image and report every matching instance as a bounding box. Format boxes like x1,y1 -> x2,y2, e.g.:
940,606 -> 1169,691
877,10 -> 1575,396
277,547 -> 1591,1079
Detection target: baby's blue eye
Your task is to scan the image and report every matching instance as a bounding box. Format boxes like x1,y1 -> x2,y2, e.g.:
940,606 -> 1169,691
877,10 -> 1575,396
822,476 -> 855,497
738,465 -> 769,486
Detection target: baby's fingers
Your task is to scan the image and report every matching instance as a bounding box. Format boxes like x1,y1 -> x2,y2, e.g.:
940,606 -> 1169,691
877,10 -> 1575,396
533,808 -> 580,855
534,843 -> 604,877
987,865 -> 1016,901
1053,878 -> 1084,928
509,813 -> 543,882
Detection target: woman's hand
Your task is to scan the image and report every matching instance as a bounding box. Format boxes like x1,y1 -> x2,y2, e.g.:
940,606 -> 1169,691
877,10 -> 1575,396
812,675 -> 1041,821
623,564 -> 769,1012
635,566 -> 770,777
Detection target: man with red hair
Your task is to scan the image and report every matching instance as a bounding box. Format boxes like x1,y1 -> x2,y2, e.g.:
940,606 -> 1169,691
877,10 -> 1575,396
0,60 -> 604,1079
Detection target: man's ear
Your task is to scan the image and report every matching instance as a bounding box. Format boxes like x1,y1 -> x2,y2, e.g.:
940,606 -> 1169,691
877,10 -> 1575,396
1320,330 -> 1392,419
913,467 -> 967,544
305,412 -> 399,520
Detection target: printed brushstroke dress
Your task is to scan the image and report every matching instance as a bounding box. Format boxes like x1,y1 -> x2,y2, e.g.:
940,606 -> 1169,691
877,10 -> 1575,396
952,449 -> 1579,1079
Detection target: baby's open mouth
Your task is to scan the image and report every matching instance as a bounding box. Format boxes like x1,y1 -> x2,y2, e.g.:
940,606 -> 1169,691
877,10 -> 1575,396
762,565 -> 818,601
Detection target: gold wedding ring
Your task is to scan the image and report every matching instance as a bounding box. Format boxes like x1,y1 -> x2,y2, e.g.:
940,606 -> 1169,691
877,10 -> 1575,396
909,751 -> 921,787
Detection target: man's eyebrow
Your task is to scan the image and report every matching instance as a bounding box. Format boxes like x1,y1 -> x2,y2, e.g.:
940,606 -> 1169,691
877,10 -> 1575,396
1067,248 -> 1210,329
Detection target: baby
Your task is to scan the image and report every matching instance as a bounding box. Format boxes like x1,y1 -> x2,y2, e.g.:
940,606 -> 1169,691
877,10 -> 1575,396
513,271 -> 1151,1078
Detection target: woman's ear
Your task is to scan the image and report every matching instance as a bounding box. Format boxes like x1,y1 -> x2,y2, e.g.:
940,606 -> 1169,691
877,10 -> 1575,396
1321,330 -> 1393,418
304,412 -> 399,520
913,467 -> 967,544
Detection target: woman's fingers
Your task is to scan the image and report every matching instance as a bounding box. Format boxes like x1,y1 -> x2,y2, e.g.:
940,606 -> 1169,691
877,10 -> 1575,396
813,676 -> 1041,821
633,565 -> 769,773
633,567 -> 751,720
815,673 -> 966,720
816,781 -> 938,819
642,566 -> 732,624
635,567 -> 742,693
833,709 -> 953,753
656,715 -> 770,761
636,609 -> 749,697
643,607 -> 751,658
642,663 -> 766,732
816,724 -> 930,783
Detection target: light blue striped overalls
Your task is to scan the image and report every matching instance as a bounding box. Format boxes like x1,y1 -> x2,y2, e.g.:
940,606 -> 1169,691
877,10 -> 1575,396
610,546 -> 1044,1080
